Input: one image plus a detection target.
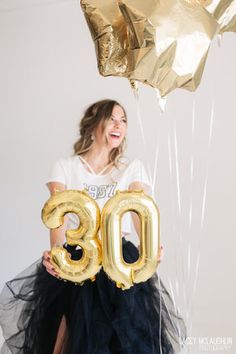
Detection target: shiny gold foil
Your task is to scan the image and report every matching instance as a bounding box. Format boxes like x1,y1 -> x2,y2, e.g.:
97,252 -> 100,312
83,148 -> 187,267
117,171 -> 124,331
80,0 -> 235,96
204,0 -> 236,34
42,190 -> 102,284
119,0 -> 218,96
180,1 -> 236,33
101,190 -> 160,290
80,0 -> 129,76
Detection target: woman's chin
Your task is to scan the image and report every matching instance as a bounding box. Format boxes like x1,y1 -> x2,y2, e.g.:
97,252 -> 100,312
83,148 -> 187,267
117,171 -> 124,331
110,142 -> 122,149
107,139 -> 122,149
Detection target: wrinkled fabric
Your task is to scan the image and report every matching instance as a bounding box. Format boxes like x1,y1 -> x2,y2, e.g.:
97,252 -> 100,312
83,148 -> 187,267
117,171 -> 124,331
0,238 -> 186,354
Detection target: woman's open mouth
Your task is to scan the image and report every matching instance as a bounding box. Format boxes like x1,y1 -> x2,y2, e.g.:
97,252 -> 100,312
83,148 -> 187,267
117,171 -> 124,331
109,132 -> 121,139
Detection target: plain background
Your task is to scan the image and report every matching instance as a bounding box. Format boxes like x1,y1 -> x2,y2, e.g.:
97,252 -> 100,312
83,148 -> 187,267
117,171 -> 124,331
0,1 -> 235,353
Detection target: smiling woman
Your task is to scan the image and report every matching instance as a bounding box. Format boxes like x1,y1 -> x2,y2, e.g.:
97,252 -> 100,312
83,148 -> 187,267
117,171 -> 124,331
0,99 -> 186,354
73,99 -> 127,168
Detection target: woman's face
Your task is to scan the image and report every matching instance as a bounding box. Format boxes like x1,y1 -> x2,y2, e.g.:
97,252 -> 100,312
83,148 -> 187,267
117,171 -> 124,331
94,105 -> 127,149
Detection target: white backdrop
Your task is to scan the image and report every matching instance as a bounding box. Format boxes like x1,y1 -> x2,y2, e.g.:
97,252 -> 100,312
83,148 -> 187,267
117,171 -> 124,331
0,1 -> 235,353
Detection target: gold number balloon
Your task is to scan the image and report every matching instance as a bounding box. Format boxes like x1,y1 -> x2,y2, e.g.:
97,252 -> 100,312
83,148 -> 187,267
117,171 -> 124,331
101,190 -> 160,290
42,190 -> 102,284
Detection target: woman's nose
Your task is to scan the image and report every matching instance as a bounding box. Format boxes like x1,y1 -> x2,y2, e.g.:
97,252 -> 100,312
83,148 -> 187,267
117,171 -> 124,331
114,120 -> 121,127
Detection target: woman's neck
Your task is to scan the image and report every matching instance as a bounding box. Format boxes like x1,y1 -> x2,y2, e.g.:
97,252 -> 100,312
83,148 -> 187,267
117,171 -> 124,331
80,146 -> 112,174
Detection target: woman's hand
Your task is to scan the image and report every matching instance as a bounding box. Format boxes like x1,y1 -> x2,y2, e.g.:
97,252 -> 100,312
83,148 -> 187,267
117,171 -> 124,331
42,250 -> 59,277
157,245 -> 164,264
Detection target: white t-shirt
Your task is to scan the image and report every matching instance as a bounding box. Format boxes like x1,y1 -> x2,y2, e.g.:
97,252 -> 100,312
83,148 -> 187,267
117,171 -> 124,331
46,156 -> 151,235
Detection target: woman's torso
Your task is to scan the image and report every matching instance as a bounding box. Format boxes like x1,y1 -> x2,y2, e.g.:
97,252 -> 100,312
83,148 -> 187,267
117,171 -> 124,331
46,155 -> 151,238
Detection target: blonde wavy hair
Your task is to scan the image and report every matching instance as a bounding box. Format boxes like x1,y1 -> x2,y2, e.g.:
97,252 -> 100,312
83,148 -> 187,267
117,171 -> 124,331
74,99 -> 127,165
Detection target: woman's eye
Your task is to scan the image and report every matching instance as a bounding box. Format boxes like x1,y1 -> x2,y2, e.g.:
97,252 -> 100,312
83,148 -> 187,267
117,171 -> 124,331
109,117 -> 126,124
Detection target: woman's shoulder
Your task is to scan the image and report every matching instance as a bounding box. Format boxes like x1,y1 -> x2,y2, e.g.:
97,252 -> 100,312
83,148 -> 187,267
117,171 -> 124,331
53,155 -> 80,167
114,157 -> 145,179
116,157 -> 151,187
118,157 -> 144,171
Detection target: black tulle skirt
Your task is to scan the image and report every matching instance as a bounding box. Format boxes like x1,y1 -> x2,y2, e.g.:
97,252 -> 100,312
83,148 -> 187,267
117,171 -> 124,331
0,238 -> 186,354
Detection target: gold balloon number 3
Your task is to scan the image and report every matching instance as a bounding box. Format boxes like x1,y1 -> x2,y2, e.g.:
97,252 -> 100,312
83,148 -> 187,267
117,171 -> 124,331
42,190 -> 160,290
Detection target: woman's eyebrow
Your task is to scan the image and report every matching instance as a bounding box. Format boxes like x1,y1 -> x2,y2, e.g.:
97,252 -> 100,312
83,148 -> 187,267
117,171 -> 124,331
111,115 -> 126,118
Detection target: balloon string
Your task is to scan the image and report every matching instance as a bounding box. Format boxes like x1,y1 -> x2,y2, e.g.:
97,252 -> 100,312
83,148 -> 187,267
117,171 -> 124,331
171,117 -> 190,331
186,100 -> 196,306
183,98 -> 196,333
167,99 -> 215,335
157,275 -> 163,354
167,115 -> 189,336
153,101 -> 186,345
200,102 -> 214,227
133,88 -> 154,188
168,277 -> 179,316
189,100 -> 196,227
167,128 -> 181,312
167,133 -> 173,178
200,171 -> 208,227
196,100 -> 214,254
189,251 -> 200,334
159,275 -> 183,340
0,0 -> 75,13
152,142 -> 159,197
188,99 -> 215,333
167,277 -> 185,346
173,121 -> 181,217
165,146 -> 184,337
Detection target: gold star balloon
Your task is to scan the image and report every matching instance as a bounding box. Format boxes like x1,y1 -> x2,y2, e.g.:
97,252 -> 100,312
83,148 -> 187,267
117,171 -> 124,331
118,0 -> 218,96
81,0 -> 235,96
203,0 -> 236,34
166,1 -> 236,34
80,0 -> 129,77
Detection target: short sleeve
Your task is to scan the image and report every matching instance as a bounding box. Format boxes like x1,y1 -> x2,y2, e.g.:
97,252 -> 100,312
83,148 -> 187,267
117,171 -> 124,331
127,159 -> 151,188
45,159 -> 67,186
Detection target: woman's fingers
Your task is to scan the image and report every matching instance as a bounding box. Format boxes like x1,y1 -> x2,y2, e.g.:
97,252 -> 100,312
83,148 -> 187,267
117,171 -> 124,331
157,245 -> 164,263
42,259 -> 58,276
42,251 -> 59,277
43,250 -> 51,261
42,249 -> 71,278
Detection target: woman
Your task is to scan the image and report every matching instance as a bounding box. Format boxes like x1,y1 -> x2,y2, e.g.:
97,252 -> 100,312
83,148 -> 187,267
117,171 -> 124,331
0,99 -> 185,354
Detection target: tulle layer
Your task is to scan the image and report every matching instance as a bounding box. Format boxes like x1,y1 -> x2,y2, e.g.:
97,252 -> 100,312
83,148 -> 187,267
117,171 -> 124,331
0,238 -> 186,354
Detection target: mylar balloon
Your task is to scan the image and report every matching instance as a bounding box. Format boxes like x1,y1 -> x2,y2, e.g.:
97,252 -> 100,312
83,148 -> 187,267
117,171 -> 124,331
42,190 -> 102,284
203,0 -> 236,34
118,0 -> 218,96
101,190 -> 160,290
80,0 -> 129,77
81,0 -> 222,97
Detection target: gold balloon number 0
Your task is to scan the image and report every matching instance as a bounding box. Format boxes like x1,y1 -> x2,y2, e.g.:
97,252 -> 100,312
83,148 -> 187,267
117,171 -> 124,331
42,190 -> 160,290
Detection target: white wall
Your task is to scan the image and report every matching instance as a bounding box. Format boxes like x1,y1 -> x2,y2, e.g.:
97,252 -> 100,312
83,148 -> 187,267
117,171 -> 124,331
0,1 -> 235,352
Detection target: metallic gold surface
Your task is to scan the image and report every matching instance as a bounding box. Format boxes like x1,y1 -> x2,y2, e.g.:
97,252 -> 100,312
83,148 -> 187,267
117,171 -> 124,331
204,0 -> 236,34
80,0 -> 218,97
101,190 -> 160,290
80,0 -> 129,76
178,1 -> 236,33
119,0 -> 218,96
42,190 -> 102,283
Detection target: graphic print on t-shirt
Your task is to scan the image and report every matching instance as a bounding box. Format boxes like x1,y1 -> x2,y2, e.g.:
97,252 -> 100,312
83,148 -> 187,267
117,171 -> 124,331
83,182 -> 117,200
